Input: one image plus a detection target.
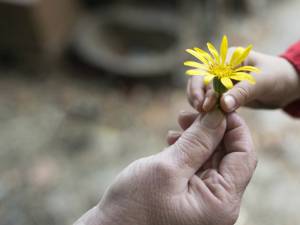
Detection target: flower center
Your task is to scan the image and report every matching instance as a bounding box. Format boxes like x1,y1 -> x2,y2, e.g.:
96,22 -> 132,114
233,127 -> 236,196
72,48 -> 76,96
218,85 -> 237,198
209,63 -> 233,78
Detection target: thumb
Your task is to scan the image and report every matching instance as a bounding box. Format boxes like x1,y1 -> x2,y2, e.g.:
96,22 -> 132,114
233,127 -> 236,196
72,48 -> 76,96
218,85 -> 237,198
220,81 -> 258,112
167,109 -> 226,177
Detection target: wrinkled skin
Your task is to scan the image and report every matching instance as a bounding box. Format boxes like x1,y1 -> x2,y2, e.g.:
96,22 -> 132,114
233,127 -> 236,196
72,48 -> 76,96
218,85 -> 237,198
187,49 -> 300,112
74,110 -> 257,225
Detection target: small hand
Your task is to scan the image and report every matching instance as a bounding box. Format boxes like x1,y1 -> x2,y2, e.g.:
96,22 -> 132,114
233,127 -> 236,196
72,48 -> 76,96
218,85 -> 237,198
187,50 -> 300,112
75,110 -> 257,225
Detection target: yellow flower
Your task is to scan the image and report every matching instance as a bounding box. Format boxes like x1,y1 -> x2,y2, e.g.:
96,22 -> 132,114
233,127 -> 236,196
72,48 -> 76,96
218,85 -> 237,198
184,35 -> 260,90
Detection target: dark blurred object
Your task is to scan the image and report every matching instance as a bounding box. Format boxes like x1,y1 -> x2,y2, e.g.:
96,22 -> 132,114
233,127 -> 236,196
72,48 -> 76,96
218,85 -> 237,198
0,0 -> 79,66
228,0 -> 248,12
80,0 -> 113,8
72,5 -> 184,77
71,0 -> 232,78
80,0 -> 178,9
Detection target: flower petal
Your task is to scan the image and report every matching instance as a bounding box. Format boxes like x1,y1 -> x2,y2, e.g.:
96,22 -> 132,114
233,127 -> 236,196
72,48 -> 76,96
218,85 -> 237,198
229,47 -> 244,66
186,69 -> 207,76
184,61 -> 208,69
220,35 -> 228,64
221,77 -> 233,89
194,47 -> 214,62
234,66 -> 260,73
207,42 -> 220,63
204,74 -> 215,85
186,49 -> 209,65
230,45 -> 253,67
231,72 -> 256,84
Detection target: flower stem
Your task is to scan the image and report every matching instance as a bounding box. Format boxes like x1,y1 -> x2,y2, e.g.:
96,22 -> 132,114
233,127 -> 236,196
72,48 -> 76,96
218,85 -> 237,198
213,77 -> 228,108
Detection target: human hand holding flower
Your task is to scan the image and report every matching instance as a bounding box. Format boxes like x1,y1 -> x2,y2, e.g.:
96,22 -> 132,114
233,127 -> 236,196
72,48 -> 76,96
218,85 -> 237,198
74,111 -> 257,225
186,36 -> 300,112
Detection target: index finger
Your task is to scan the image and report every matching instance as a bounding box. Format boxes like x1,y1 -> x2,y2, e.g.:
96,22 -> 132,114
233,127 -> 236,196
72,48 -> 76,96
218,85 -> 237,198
187,76 -> 205,112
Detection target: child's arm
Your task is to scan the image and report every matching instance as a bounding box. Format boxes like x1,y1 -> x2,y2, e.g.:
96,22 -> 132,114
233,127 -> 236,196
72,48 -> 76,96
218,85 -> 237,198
187,45 -> 300,115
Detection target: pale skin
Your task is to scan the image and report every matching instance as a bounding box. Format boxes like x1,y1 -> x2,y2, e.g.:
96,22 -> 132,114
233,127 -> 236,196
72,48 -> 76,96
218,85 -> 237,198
74,110 -> 257,225
187,49 -> 300,112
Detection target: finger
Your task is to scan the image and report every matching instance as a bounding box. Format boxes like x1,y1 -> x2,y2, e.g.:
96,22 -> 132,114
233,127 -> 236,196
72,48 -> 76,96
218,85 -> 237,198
167,109 -> 226,177
167,130 -> 182,145
178,111 -> 198,130
220,81 -> 258,112
202,89 -> 219,112
219,113 -> 257,194
200,145 -> 225,172
187,76 -> 205,111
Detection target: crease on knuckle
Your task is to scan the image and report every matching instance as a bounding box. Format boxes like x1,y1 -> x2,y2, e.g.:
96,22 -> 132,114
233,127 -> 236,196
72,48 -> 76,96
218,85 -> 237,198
236,86 -> 250,104
176,131 -> 211,163
151,158 -> 175,178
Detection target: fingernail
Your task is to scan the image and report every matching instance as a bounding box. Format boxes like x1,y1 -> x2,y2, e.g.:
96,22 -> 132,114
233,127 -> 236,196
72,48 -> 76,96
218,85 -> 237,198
224,95 -> 236,111
168,130 -> 180,137
202,109 -> 224,129
202,98 -> 209,112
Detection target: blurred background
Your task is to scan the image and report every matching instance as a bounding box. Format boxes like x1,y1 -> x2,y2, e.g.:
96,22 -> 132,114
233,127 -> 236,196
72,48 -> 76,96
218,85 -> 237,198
0,0 -> 300,224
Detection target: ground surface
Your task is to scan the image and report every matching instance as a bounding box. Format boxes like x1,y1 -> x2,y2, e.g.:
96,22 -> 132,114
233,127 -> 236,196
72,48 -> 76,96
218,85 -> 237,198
1,0 -> 300,224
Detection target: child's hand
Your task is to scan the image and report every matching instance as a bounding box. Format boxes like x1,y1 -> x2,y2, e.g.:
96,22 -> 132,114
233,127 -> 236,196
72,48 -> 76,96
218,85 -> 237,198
187,50 -> 300,112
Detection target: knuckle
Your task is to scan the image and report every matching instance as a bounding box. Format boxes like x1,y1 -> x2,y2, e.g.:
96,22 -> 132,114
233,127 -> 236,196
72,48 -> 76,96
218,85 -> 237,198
175,131 -> 211,165
236,86 -> 250,103
151,158 -> 175,177
181,130 -> 211,152
202,169 -> 220,180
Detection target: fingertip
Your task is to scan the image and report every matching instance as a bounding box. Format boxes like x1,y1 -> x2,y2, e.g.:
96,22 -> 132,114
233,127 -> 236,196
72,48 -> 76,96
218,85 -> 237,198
225,113 -> 253,150
167,130 -> 182,145
178,111 -> 198,130
202,94 -> 218,112
201,109 -> 226,129
187,76 -> 205,111
226,112 -> 244,130
221,94 -> 238,112
202,98 -> 211,112
192,99 -> 201,111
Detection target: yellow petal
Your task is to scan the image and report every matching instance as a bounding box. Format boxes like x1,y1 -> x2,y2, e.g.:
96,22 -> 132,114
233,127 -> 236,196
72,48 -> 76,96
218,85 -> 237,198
234,66 -> 260,73
230,45 -> 253,67
186,69 -> 207,76
184,61 -> 208,70
204,74 -> 215,85
231,72 -> 256,84
186,49 -> 209,65
220,35 -> 228,64
235,45 -> 253,66
229,47 -> 244,66
207,42 -> 220,63
221,77 -> 233,89
194,47 -> 214,62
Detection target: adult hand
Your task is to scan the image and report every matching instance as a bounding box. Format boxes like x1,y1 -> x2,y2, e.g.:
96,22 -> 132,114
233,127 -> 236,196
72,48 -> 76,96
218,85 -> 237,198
75,110 -> 257,225
187,50 -> 300,112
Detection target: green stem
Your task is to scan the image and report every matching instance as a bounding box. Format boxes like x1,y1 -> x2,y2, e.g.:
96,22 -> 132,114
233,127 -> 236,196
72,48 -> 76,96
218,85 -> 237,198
213,77 -> 228,109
